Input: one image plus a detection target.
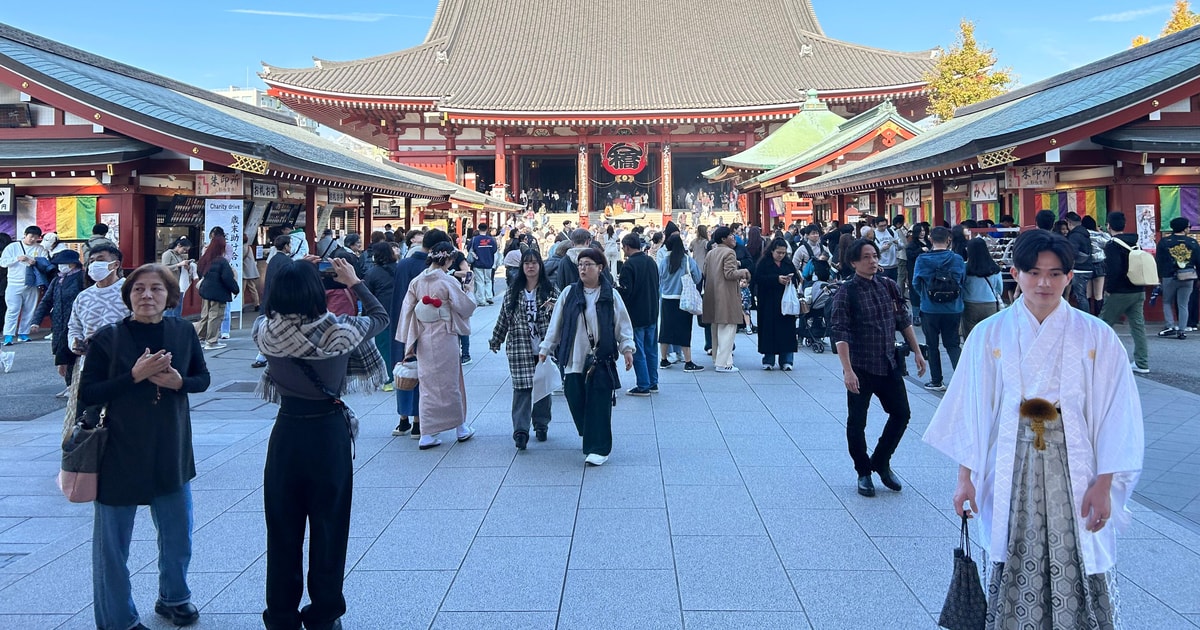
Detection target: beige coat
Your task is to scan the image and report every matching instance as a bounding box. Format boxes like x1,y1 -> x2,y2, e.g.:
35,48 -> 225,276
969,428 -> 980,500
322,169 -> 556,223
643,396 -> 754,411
701,245 -> 745,325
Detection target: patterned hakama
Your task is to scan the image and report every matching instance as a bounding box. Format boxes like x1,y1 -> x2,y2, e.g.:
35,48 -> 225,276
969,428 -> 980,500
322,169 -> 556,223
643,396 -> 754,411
986,415 -> 1116,629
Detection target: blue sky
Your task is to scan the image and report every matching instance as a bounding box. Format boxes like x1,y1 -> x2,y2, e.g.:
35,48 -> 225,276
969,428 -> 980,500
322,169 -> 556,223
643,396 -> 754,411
0,1 -> 1185,92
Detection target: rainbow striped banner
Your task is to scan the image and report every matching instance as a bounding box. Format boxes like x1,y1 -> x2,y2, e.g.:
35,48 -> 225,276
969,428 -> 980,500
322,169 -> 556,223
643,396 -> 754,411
35,196 -> 97,239
943,200 -> 968,225
1158,186 -> 1200,230
1034,189 -> 1107,225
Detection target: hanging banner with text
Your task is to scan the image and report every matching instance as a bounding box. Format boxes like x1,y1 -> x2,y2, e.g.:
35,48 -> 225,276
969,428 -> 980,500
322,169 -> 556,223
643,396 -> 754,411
1005,166 -> 1055,189
204,199 -> 244,319
601,142 -> 647,176
195,173 -> 244,197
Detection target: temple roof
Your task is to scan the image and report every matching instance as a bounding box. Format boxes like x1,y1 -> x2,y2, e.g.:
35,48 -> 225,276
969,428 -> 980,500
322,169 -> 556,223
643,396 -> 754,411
798,26 -> 1200,194
0,22 -> 521,210
719,93 -> 846,171
262,0 -> 936,114
745,101 -> 923,188
0,138 -> 160,167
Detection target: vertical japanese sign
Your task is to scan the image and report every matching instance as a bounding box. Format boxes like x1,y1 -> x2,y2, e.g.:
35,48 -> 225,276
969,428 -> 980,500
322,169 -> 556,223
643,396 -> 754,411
205,199 -> 243,318
1135,204 -> 1157,254
577,146 -> 590,229
99,213 -> 120,247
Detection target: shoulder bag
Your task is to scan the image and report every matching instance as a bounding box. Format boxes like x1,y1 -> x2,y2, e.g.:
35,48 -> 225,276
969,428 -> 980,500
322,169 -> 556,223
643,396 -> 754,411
937,514 -> 987,630
291,358 -> 360,459
58,324 -> 121,502
679,260 -> 704,316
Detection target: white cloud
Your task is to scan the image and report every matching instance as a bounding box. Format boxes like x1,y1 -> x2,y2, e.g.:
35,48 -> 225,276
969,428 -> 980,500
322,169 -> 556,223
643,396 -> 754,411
1089,5 -> 1171,23
227,10 -> 428,22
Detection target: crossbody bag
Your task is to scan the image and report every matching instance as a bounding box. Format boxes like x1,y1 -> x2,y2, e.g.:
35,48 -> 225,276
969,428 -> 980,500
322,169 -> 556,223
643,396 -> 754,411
290,358 -> 360,459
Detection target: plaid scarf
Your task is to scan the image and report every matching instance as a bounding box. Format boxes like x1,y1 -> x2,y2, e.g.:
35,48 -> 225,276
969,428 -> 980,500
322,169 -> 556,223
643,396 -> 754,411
253,312 -> 386,403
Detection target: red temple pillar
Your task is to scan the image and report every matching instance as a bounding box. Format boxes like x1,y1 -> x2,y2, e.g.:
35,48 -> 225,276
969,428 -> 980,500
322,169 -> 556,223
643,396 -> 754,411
932,180 -> 945,226
403,197 -> 412,232
493,131 -> 507,200
874,189 -> 887,221
444,132 -> 457,183
1019,187 -> 1037,228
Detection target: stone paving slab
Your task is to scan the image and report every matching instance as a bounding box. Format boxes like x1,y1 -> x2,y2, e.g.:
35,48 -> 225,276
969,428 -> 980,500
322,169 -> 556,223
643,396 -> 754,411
0,302 -> 1197,629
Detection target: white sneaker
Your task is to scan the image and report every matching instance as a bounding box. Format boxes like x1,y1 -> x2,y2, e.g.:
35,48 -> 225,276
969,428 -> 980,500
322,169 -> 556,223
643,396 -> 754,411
667,352 -> 679,363
219,333 -> 230,340
715,365 -> 740,373
585,453 -> 609,466
762,365 -> 773,371
203,342 -> 227,350
1130,361 -> 1150,374
0,351 -> 12,373
456,425 -> 476,442
55,387 -> 69,398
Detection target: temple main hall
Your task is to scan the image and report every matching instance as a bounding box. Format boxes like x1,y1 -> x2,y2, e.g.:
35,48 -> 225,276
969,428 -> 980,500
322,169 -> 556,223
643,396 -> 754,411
262,0 -> 937,223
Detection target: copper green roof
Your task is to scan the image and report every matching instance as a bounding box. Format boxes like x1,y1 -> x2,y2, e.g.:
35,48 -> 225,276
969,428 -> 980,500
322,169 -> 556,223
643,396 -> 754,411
744,101 -> 923,188
720,97 -> 846,171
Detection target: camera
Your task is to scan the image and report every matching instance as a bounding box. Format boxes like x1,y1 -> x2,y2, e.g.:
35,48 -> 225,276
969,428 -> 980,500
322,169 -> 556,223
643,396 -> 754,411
317,259 -> 336,277
893,341 -> 927,377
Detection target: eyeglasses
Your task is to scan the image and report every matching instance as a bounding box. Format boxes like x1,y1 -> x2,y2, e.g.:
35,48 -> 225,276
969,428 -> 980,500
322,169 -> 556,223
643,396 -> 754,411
577,262 -> 598,269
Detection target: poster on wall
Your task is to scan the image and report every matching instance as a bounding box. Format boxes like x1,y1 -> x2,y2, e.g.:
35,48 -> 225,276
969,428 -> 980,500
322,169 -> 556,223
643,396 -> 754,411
204,199 -> 243,325
99,213 -> 120,247
1135,204 -> 1158,254
903,188 -> 921,208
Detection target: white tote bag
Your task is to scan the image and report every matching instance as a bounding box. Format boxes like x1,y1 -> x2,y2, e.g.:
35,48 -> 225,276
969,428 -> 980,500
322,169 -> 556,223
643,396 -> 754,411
679,261 -> 704,316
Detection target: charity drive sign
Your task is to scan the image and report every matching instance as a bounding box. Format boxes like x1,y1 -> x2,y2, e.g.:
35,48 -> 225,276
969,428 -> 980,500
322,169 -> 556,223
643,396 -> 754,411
204,199 -> 243,319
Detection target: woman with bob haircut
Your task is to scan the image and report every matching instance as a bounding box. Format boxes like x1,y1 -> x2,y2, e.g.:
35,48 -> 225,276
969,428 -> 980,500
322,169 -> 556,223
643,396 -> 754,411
961,237 -> 1004,338
399,242 -> 479,450
253,257 -> 387,630
490,248 -> 559,450
540,248 -> 635,465
80,263 -> 211,630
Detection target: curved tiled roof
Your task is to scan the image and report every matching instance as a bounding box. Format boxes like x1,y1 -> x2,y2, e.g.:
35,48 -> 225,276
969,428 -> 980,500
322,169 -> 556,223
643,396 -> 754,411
797,27 -> 1200,193
262,0 -> 934,113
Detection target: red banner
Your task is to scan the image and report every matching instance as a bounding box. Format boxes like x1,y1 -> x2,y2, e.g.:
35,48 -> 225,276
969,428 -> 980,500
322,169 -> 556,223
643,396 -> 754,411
601,142 -> 647,176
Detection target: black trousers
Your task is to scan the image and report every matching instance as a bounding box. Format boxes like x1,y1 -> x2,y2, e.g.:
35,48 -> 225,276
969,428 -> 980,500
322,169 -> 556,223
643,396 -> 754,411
846,364 -> 911,476
564,371 -> 615,457
921,311 -> 962,384
263,398 -> 353,630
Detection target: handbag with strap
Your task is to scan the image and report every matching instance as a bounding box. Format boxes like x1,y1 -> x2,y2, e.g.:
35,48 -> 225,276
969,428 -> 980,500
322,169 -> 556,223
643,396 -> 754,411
938,514 -> 987,630
679,260 -> 704,316
57,324 -> 122,503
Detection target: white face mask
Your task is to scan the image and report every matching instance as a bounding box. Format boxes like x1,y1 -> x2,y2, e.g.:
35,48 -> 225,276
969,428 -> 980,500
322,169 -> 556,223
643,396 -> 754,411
58,264 -> 74,274
88,261 -> 115,282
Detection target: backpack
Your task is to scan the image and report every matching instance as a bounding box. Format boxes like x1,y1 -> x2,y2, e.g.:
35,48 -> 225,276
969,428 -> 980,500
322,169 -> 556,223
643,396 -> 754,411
1111,238 -> 1159,286
927,258 -> 961,304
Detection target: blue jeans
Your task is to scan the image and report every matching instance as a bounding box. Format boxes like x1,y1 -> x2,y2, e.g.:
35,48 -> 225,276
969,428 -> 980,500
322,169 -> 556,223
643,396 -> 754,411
164,303 -> 183,319
459,335 -> 471,359
632,325 -> 659,389
93,484 -> 193,630
221,303 -> 231,335
762,352 -> 794,368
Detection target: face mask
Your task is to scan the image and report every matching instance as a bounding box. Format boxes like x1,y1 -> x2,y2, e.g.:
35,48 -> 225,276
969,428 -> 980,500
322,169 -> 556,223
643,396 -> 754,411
88,261 -> 114,282
58,264 -> 74,274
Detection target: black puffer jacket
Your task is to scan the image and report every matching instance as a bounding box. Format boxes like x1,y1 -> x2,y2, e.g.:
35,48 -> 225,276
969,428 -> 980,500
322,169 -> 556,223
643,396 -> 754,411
198,257 -> 239,303
32,269 -> 84,364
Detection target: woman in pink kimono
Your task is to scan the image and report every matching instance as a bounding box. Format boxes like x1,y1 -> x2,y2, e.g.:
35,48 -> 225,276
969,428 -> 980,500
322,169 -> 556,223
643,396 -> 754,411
401,242 -> 478,449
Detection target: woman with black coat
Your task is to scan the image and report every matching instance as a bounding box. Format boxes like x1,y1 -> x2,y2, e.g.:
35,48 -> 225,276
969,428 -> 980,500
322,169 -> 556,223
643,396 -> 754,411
31,249 -> 85,394
753,238 -> 801,370
906,223 -> 933,323
80,264 -> 210,630
196,235 -> 238,350
365,242 -> 398,391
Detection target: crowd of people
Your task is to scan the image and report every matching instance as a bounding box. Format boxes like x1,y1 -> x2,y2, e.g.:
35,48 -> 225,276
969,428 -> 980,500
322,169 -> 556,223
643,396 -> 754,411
1,203 -> 1192,628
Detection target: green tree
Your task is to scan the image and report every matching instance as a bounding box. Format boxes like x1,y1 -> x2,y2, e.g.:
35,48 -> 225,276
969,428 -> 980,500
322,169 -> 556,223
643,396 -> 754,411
924,20 -> 1015,122
1132,0 -> 1198,47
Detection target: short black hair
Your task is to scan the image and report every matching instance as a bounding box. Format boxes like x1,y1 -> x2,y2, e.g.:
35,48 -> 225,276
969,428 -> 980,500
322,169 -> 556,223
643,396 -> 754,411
88,243 -> 122,262
24,225 -> 43,237
273,234 -> 291,250
1035,210 -> 1057,231
843,238 -> 880,266
478,222 -> 489,231
1064,212 -> 1082,223
711,226 -> 732,243
343,233 -> 361,247
1081,215 -> 1098,231
422,229 -> 451,250
371,241 -> 396,266
92,223 -> 108,236
621,233 -> 642,250
266,261 -> 326,319
1171,217 -> 1190,233
1011,229 -> 1074,273
999,215 -> 1015,224
1108,212 -> 1127,232
929,226 -> 951,244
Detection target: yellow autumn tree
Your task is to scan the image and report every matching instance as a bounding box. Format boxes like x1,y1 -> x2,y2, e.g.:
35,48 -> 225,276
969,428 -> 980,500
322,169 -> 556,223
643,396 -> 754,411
1132,0 -> 1198,47
923,20 -> 1015,122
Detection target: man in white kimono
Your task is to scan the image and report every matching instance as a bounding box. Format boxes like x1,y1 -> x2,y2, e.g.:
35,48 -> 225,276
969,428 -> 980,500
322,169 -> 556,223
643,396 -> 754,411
923,229 -> 1143,629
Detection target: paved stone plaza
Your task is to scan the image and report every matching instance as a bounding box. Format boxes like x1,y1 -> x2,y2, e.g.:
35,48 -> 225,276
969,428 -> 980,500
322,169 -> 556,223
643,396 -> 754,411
1,305 -> 1199,629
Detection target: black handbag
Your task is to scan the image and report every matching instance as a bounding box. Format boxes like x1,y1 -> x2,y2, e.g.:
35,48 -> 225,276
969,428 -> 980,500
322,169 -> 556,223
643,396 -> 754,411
938,514 -> 987,630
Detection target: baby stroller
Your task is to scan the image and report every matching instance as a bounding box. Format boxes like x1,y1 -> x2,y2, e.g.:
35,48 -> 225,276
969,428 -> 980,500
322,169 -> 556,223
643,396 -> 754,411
799,279 -> 836,353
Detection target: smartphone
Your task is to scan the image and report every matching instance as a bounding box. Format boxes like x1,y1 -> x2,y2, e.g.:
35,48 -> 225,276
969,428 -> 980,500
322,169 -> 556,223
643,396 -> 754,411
317,259 -> 335,277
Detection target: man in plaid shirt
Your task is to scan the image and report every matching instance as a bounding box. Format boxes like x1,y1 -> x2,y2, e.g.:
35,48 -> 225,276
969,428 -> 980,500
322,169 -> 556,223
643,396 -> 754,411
830,239 -> 927,498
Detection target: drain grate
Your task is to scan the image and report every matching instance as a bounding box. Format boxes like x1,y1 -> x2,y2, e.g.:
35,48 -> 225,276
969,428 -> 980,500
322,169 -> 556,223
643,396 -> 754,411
214,381 -> 258,393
